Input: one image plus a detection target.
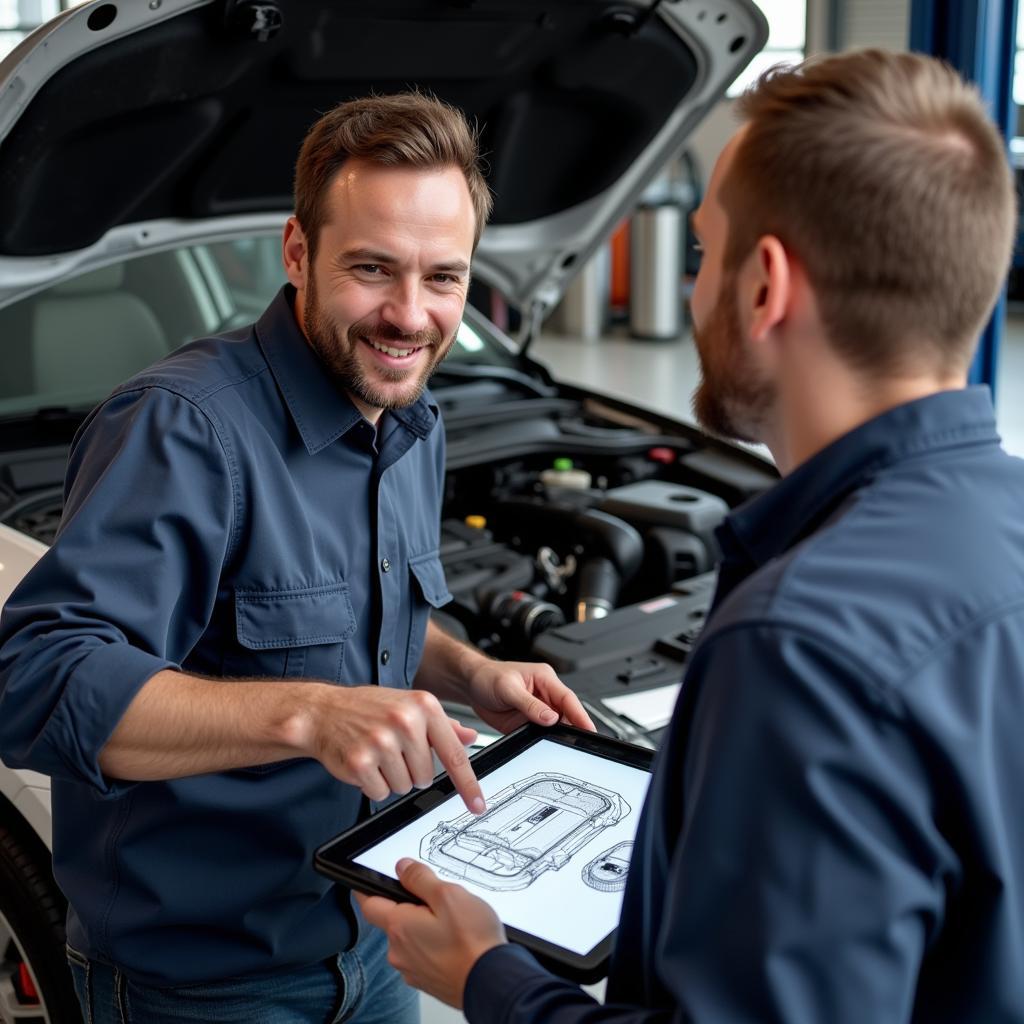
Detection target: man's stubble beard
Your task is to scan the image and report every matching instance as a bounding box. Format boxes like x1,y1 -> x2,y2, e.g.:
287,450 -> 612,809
691,270 -> 774,444
302,271 -> 456,411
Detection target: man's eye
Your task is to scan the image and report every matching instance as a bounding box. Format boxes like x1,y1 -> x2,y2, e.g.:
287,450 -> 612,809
432,274 -> 458,284
356,264 -> 382,275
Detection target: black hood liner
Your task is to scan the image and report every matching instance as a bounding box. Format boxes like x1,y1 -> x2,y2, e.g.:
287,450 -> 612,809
0,0 -> 697,256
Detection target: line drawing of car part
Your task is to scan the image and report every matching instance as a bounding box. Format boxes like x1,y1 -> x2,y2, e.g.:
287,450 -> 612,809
581,840 -> 633,892
420,773 -> 630,891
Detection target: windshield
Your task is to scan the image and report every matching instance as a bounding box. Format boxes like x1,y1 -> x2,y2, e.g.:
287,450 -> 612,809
0,233 -> 516,420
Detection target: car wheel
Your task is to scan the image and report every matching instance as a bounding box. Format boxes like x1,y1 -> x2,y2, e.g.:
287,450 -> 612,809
0,821 -> 79,1023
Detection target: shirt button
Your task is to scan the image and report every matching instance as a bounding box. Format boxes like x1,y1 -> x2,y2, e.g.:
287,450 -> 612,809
381,649 -> 390,665
381,557 -> 391,573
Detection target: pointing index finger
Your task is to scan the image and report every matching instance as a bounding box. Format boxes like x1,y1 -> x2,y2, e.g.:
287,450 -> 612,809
427,715 -> 486,814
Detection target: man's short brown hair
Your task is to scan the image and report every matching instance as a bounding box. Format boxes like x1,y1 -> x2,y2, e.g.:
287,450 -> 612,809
722,49 -> 1016,376
294,91 -> 493,259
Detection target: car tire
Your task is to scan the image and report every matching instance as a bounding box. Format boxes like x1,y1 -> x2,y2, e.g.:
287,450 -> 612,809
0,817 -> 80,1023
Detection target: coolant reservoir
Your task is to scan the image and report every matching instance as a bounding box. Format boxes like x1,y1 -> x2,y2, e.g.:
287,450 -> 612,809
540,457 -> 592,490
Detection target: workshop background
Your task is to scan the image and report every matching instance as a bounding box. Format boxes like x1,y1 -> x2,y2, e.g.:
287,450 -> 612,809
0,1 -> 1021,1022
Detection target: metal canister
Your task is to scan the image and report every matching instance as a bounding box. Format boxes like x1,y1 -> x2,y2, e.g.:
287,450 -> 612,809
629,200 -> 683,340
558,245 -> 610,341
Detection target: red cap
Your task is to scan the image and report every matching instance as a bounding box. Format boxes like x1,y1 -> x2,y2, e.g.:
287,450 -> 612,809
647,447 -> 676,464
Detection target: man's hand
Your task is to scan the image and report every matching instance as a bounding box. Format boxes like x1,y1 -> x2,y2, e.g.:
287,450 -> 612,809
299,686 -> 484,813
95,667 -> 485,807
357,858 -> 506,1010
415,621 -> 595,735
465,658 -> 596,734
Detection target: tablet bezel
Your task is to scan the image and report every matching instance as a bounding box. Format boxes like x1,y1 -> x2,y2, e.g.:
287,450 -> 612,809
314,723 -> 654,983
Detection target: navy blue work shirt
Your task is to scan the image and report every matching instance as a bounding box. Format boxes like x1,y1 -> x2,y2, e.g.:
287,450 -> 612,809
465,387 -> 1024,1023
0,286 -> 452,985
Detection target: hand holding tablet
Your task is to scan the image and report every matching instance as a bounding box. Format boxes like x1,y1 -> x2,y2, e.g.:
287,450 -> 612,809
357,858 -> 508,1009
315,724 -> 654,981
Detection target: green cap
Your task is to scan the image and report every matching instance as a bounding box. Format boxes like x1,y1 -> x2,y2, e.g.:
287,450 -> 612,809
553,457 -> 574,472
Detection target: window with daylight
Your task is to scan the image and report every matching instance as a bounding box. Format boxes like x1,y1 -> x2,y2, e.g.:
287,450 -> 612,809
0,0 -> 61,62
727,0 -> 808,97
1013,0 -> 1024,133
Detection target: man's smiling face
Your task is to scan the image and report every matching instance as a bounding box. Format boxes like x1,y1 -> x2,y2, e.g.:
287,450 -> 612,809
286,158 -> 476,419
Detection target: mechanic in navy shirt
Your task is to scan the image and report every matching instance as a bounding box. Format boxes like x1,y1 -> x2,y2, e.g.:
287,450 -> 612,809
0,93 -> 592,1023
360,51 -> 1024,1023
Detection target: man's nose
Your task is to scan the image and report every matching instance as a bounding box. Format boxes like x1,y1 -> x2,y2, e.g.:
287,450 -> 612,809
381,282 -> 430,336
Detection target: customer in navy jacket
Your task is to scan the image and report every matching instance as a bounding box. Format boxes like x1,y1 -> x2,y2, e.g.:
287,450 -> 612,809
360,50 -> 1024,1023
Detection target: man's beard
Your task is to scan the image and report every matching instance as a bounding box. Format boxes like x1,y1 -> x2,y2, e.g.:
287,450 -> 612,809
691,273 -> 774,444
302,274 -> 454,411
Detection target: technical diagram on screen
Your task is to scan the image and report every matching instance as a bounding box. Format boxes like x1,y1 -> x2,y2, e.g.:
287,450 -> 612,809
421,773 -> 630,890
314,724 -> 654,981
582,840 -> 633,892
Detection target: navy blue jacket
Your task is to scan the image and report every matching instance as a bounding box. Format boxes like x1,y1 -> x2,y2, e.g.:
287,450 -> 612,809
0,287 -> 451,984
465,387 -> 1024,1023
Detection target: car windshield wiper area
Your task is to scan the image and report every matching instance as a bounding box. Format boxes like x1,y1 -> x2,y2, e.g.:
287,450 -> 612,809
431,362 -> 557,400
0,405 -> 88,451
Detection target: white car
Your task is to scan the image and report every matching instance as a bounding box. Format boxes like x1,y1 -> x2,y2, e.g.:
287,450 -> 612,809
0,0 -> 769,1019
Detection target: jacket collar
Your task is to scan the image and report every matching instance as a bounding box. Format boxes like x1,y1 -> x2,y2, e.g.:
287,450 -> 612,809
716,387 -> 1000,571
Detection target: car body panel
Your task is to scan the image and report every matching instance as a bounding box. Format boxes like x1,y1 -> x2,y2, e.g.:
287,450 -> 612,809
0,525 -> 52,848
0,522 -> 45,606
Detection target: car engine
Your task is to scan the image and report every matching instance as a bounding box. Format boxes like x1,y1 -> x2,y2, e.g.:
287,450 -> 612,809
428,376 -> 776,743
0,376 -> 777,744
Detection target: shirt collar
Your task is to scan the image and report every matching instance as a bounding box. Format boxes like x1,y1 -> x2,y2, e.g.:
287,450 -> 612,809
717,386 -> 1000,570
255,286 -> 438,454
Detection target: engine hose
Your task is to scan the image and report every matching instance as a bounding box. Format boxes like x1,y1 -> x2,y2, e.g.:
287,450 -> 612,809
492,499 -> 644,581
575,555 -> 620,622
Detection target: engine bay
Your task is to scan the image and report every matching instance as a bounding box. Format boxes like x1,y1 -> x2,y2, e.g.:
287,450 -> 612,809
0,376 -> 777,744
432,378 -> 776,744
435,465 -> 733,743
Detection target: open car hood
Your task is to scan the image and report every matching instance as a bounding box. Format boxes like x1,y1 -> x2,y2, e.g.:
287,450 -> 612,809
0,0 -> 767,333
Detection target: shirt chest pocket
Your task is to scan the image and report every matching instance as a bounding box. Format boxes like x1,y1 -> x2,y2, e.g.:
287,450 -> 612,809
226,583 -> 357,684
406,551 -> 453,683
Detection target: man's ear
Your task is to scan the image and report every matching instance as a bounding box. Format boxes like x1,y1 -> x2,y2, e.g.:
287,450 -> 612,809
282,217 -> 308,290
747,235 -> 790,343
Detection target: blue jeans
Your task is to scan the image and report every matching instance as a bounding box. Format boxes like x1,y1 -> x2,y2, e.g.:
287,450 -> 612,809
66,921 -> 419,1024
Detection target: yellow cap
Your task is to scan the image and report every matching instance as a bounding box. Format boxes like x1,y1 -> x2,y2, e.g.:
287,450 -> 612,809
465,515 -> 487,530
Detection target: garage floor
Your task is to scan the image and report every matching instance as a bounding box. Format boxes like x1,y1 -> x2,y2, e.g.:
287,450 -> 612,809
420,308 -> 1024,1024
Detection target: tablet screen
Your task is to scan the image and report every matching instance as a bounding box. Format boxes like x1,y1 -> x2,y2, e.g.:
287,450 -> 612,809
354,737 -> 652,957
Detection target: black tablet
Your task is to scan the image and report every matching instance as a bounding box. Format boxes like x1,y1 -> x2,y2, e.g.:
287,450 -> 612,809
314,723 -> 654,983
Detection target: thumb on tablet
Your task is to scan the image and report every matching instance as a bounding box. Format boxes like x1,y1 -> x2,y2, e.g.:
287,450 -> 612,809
396,858 -> 444,904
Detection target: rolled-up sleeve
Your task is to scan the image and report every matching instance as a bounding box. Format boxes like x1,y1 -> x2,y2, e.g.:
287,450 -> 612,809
464,623 -> 948,1023
0,386 -> 233,795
